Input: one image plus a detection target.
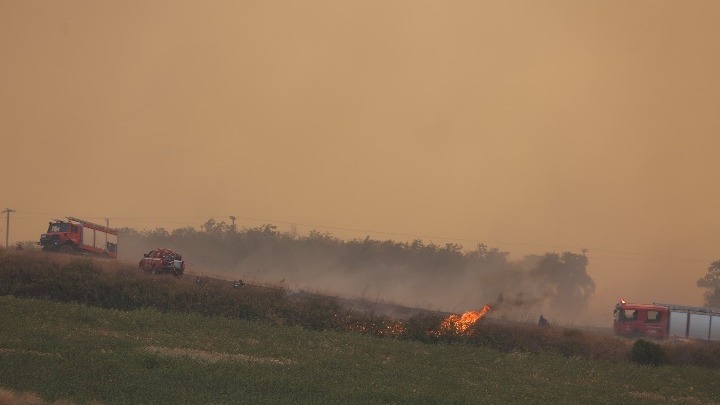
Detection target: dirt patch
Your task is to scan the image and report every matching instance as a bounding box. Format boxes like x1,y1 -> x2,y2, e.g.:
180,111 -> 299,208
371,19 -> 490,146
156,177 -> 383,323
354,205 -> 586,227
0,348 -> 63,359
0,388 -> 88,405
629,391 -> 711,405
142,346 -> 291,365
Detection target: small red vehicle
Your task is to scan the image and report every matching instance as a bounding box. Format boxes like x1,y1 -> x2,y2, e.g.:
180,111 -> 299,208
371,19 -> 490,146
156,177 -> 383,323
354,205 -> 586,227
139,248 -> 185,277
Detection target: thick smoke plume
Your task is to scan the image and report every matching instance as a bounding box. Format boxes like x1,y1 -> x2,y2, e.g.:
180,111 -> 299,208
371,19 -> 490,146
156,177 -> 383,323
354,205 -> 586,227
119,220 -> 595,322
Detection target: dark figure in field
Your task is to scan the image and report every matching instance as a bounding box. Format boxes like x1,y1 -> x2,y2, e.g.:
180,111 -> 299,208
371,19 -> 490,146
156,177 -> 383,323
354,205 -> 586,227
538,315 -> 549,327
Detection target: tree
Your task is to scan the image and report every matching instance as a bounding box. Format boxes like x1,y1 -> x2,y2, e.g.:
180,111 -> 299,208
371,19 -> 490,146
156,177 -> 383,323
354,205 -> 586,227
697,260 -> 720,307
469,243 -> 508,264
531,252 -> 595,313
201,219 -> 230,235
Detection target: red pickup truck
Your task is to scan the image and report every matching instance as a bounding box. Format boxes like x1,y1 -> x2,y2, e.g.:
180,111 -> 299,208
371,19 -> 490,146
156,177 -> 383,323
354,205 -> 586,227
139,248 -> 185,277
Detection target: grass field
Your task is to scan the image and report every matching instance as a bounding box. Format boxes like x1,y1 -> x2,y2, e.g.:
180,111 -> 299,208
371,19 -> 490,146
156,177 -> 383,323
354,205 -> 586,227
1,296 -> 719,405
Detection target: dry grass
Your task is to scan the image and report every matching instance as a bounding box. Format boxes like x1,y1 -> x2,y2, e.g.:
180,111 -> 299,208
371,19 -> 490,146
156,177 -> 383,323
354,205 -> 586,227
0,349 -> 62,359
0,389 -> 87,405
4,249 -> 720,369
142,346 -> 292,365
628,390 -> 711,405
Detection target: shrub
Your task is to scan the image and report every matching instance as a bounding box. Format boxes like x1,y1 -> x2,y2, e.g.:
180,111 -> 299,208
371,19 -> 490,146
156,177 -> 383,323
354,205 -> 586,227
630,339 -> 665,366
663,340 -> 720,368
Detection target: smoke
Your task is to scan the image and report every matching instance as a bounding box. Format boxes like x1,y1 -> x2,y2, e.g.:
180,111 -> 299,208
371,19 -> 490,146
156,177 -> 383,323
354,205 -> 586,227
119,225 -> 598,324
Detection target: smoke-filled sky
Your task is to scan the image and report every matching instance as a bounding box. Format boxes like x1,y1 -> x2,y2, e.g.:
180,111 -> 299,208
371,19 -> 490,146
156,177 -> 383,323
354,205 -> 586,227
2,1 -> 720,320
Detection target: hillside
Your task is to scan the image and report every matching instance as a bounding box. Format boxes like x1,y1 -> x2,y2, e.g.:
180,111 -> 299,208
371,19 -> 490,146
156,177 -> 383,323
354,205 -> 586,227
117,223 -> 597,323
1,249 -> 720,404
3,296 -> 720,405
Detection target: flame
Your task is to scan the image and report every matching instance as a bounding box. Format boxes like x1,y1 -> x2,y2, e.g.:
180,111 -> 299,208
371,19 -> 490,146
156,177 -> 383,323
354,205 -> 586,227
437,305 -> 493,335
329,304 -> 492,339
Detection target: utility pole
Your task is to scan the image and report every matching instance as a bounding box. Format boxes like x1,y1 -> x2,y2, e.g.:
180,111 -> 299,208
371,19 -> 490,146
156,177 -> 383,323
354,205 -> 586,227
2,208 -> 15,248
229,216 -> 237,231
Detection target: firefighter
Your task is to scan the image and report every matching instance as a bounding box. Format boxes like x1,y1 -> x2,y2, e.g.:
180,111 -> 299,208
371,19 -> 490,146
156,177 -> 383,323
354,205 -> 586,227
538,315 -> 548,327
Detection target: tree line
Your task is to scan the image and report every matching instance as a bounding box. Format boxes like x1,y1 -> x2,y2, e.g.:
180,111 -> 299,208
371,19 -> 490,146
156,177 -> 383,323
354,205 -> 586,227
118,219 -> 596,316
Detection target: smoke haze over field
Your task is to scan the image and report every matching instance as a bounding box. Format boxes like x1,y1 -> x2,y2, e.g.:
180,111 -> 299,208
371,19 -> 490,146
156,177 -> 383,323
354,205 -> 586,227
119,226 -> 596,323
2,1 -> 720,325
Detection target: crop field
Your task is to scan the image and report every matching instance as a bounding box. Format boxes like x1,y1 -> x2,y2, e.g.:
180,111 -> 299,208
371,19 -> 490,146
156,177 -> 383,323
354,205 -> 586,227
2,299 -> 720,405
1,251 -> 720,404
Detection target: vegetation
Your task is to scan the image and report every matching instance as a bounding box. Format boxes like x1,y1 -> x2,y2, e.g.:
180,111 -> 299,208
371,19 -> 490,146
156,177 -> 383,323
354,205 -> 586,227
0,249 -> 398,337
2,249 -> 720,368
3,250 -> 720,403
630,339 -> 666,366
0,296 -> 719,404
119,220 -> 595,317
697,260 -> 720,307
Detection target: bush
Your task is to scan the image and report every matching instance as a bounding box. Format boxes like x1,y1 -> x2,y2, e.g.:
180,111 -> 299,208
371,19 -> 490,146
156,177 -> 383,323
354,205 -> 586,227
630,339 -> 665,366
663,340 -> 720,368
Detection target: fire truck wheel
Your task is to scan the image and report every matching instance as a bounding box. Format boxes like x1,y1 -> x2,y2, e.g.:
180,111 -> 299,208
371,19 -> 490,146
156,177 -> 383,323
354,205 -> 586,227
59,245 -> 73,254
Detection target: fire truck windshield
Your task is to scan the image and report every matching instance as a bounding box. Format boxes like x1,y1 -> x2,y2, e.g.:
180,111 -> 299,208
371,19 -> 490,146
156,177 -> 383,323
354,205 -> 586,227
614,307 -> 638,323
48,223 -> 70,233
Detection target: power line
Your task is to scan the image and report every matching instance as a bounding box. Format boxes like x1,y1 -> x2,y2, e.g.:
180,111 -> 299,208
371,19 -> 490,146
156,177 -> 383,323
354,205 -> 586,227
1,208 -> 15,248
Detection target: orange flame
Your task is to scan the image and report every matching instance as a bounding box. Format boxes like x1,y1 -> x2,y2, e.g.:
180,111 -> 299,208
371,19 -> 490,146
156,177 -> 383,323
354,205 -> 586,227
438,305 -> 493,335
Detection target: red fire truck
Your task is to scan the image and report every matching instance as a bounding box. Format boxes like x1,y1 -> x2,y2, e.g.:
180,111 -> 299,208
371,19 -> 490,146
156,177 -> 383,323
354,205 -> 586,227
39,217 -> 118,258
613,300 -> 720,341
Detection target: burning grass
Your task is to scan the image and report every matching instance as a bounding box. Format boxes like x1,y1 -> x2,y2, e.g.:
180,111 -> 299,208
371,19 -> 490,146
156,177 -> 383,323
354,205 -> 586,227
434,305 -> 493,336
2,249 -> 720,369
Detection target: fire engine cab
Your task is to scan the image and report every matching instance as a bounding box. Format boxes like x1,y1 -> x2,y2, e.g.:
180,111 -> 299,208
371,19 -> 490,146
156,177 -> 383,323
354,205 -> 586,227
613,301 -> 668,338
613,300 -> 720,341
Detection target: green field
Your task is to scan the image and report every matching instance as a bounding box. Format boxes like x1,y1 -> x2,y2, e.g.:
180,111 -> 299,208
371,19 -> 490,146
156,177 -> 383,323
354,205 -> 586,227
1,296 -> 719,405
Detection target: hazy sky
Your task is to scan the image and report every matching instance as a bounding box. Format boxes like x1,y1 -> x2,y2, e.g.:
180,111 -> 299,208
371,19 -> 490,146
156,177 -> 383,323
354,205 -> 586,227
2,1 -> 719,316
